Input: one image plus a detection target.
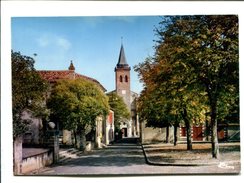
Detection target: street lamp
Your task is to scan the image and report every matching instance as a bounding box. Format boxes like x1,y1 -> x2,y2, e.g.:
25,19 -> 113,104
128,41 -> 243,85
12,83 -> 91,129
48,122 -> 59,163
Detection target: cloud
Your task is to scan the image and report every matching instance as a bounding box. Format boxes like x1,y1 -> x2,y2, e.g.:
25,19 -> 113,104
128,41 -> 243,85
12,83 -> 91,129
57,37 -> 71,50
37,35 -> 49,47
36,34 -> 71,50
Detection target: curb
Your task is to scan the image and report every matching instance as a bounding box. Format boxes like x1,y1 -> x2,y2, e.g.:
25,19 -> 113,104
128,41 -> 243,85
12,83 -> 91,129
141,144 -> 218,167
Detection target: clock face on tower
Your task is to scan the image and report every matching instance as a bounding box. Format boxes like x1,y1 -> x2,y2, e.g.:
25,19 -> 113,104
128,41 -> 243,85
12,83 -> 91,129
122,90 -> 126,95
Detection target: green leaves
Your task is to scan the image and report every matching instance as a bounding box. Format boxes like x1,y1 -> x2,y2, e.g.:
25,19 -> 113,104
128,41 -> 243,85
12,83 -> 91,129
107,92 -> 130,130
12,51 -> 49,138
48,78 -> 109,133
135,15 -> 239,133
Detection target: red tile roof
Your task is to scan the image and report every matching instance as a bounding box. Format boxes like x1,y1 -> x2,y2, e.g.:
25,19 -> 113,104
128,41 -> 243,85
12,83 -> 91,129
37,70 -> 106,92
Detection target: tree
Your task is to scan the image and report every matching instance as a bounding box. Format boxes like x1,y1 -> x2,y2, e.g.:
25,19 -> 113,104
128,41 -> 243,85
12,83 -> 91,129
137,87 -> 174,144
107,92 -> 130,132
47,78 -> 109,150
162,15 -> 238,158
135,56 -> 207,149
137,15 -> 238,158
12,51 -> 49,139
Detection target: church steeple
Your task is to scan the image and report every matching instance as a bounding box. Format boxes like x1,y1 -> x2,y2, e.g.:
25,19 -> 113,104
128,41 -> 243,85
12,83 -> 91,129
116,44 -> 130,70
115,42 -> 131,109
117,44 -> 128,66
68,60 -> 75,71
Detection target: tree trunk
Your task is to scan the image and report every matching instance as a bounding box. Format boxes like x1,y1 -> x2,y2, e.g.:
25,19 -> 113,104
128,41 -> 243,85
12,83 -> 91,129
165,126 -> 169,143
80,130 -> 86,151
185,120 -> 192,150
173,124 -> 178,146
74,131 -> 77,147
210,101 -> 219,158
182,108 -> 192,150
75,133 -> 81,149
75,131 -> 87,150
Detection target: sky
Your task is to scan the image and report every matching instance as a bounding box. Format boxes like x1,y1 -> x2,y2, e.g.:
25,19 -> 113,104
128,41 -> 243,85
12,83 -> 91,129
11,16 -> 162,94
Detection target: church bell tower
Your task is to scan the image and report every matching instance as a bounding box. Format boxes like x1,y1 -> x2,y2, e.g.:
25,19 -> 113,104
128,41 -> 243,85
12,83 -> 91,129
115,44 -> 131,110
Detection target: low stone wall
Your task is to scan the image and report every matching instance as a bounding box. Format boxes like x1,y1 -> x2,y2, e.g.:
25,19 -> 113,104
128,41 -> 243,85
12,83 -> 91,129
142,127 -> 174,144
21,148 -> 53,174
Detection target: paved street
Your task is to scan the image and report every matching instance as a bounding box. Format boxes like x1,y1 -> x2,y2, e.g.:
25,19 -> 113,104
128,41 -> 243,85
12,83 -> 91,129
31,141 -> 240,175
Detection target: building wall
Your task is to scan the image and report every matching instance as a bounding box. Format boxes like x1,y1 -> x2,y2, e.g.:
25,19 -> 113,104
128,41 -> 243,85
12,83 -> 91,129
105,110 -> 115,144
179,125 -> 206,142
130,93 -> 139,136
62,130 -> 72,145
95,116 -> 103,148
22,110 -> 42,145
115,67 -> 140,138
21,150 -> 53,174
141,120 -> 175,144
178,124 -> 240,142
115,68 -> 131,110
14,136 -> 23,174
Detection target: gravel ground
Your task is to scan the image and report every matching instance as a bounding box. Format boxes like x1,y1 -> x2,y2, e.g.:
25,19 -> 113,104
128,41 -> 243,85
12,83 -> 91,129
143,142 -> 240,166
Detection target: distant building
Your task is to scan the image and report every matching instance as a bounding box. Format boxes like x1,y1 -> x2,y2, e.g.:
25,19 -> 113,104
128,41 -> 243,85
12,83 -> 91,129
142,117 -> 240,144
108,44 -> 140,138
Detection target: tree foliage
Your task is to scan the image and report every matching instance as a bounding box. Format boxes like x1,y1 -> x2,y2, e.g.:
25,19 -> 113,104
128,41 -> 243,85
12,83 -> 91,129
135,56 -> 207,148
47,78 -> 110,148
12,51 -> 49,138
135,15 -> 239,157
107,92 -> 130,130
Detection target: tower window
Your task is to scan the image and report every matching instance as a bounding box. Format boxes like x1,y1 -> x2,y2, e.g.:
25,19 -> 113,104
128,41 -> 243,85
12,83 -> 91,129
120,75 -> 123,82
125,75 -> 128,82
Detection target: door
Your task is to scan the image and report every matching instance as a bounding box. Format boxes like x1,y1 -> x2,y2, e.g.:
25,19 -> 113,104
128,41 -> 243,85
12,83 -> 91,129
122,128 -> 127,137
193,126 -> 203,141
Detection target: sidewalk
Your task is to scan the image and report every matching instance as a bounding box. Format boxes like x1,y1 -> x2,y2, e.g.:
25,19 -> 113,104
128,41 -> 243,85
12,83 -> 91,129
142,142 -> 240,167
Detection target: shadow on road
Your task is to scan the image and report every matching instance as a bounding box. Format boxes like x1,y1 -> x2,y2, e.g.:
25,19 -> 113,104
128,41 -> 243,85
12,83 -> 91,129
56,143 -> 146,167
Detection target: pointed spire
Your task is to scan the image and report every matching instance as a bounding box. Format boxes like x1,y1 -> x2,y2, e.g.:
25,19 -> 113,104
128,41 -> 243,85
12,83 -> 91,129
117,44 -> 129,67
68,60 -> 75,71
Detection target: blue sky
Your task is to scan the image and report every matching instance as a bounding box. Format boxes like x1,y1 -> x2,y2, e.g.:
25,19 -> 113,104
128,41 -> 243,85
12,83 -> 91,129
12,16 -> 161,94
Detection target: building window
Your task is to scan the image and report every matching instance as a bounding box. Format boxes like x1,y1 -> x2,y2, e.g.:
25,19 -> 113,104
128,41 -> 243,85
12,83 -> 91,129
125,75 -> 128,82
120,75 -> 123,82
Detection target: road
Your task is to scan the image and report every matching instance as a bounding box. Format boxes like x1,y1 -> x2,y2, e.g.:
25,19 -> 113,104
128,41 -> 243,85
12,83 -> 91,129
34,142 -> 240,175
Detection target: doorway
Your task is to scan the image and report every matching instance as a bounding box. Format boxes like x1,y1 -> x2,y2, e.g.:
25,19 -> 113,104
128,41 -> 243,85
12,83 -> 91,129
122,128 -> 127,137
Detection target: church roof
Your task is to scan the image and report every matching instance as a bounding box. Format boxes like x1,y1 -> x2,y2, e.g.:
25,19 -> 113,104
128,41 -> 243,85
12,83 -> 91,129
37,62 -> 106,92
38,70 -> 74,82
116,44 -> 130,69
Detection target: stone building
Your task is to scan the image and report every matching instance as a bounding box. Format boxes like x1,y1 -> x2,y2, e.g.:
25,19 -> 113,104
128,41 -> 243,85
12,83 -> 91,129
108,44 -> 140,138
36,62 -> 114,148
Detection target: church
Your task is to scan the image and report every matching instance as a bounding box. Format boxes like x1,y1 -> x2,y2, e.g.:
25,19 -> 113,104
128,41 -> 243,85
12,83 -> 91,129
108,44 -> 140,138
